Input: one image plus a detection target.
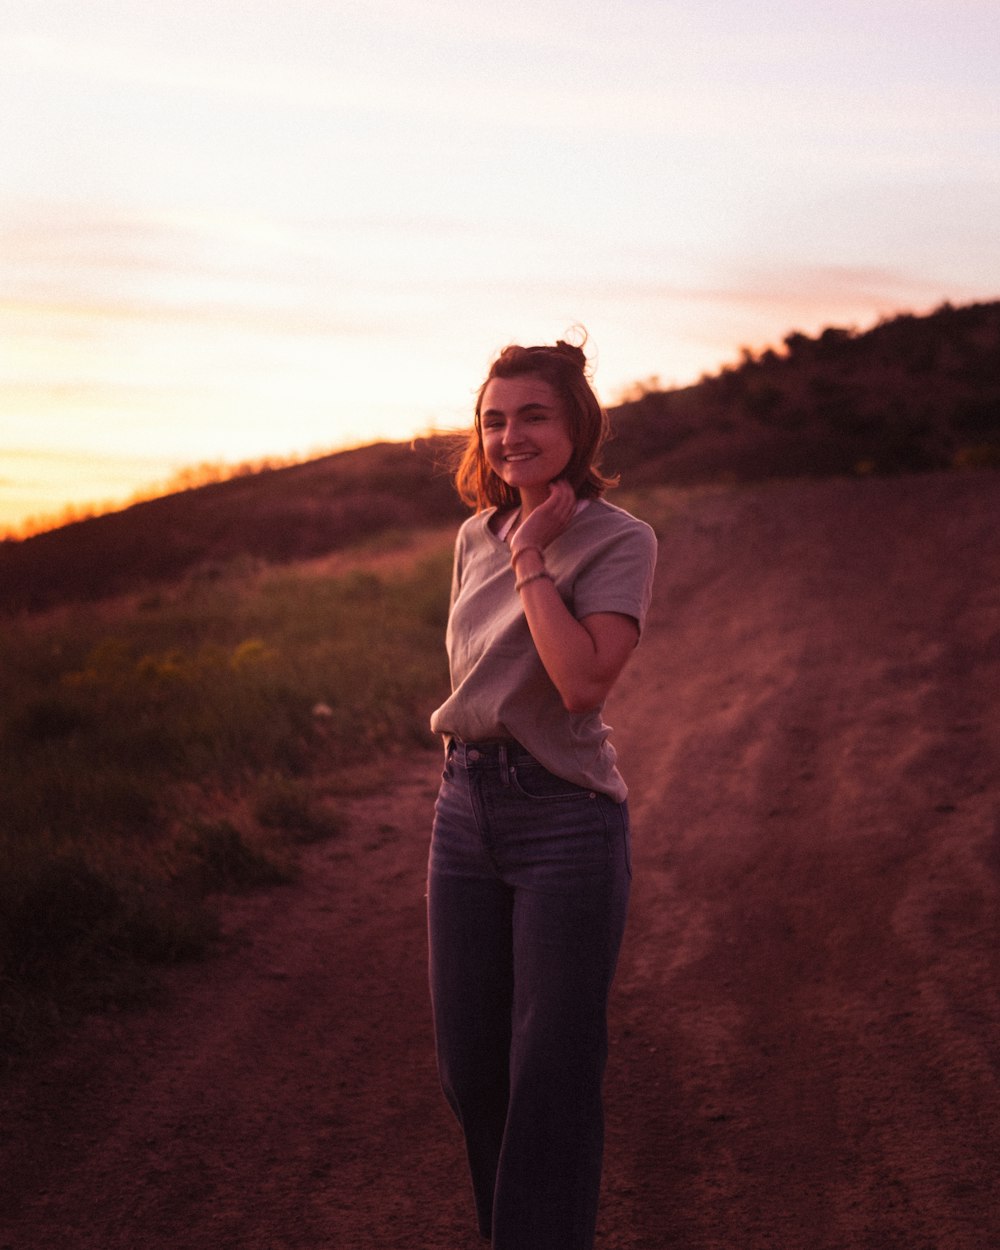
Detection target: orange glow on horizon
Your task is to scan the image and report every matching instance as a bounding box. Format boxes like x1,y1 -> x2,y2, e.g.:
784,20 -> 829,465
3,2 -> 998,534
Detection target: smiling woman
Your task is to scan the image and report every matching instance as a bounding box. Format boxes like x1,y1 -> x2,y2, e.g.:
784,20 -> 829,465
479,375 -> 575,507
427,337 -> 657,1250
454,341 -> 619,513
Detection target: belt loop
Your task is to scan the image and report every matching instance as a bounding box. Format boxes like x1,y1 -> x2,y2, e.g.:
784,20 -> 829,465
498,741 -> 509,784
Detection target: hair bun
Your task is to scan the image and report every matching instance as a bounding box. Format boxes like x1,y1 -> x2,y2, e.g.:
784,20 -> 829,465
490,330 -> 593,381
552,339 -> 588,371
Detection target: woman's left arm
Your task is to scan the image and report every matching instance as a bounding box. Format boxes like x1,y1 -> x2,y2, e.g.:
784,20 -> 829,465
511,480 -> 640,713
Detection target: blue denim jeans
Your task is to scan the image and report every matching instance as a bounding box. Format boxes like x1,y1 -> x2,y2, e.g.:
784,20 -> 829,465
427,738 -> 631,1250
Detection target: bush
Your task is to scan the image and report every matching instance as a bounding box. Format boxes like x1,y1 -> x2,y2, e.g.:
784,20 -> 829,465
178,819 -> 297,892
252,774 -> 344,844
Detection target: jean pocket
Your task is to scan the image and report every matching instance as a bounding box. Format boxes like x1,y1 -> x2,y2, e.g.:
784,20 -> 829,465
509,761 -> 597,803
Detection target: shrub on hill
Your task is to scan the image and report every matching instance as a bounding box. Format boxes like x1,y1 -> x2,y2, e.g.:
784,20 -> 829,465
604,300 -> 1000,486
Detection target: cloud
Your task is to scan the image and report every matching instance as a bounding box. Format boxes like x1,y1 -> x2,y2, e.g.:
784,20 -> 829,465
0,204 -> 432,346
691,264 -> 953,308
1,293 -> 395,341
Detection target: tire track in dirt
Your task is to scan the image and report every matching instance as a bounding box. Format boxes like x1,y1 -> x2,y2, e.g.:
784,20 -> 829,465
602,473 -> 1000,1249
2,472 -> 999,1250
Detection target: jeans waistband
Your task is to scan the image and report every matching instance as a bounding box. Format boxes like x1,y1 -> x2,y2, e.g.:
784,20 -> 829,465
447,737 -> 535,768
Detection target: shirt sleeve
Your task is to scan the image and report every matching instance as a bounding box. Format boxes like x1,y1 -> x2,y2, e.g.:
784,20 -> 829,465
570,520 -> 658,632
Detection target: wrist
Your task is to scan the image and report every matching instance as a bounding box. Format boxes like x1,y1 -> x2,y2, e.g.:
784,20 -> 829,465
515,568 -> 555,593
510,544 -> 545,575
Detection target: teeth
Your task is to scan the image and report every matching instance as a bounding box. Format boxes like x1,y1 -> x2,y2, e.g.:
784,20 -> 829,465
505,453 -> 536,461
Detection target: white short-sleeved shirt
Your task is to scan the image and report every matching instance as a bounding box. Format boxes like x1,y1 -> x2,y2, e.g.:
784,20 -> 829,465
429,498 -> 657,801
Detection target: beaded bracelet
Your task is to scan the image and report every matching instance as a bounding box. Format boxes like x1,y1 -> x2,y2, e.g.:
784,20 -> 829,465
515,569 -> 555,592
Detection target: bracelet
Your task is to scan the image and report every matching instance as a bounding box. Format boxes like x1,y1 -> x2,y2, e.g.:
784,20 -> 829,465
510,544 -> 544,570
515,569 -> 555,592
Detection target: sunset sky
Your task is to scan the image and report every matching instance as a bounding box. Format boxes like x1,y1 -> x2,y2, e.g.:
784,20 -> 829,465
3,0 -> 999,534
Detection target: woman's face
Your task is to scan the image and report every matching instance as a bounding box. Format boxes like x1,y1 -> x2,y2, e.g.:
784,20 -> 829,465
479,374 -> 574,503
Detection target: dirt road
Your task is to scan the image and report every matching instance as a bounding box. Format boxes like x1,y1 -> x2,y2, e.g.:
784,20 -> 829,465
2,472 -> 998,1249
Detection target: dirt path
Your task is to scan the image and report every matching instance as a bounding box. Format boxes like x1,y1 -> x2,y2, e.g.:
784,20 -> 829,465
2,471 -> 999,1249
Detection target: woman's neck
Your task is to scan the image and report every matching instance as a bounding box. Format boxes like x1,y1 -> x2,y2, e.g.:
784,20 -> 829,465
517,485 -> 548,517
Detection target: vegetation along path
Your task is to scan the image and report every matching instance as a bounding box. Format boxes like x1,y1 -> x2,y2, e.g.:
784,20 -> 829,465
2,470 -> 998,1250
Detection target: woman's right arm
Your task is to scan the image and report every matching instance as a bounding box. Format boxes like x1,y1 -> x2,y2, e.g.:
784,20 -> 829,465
510,482 -> 641,713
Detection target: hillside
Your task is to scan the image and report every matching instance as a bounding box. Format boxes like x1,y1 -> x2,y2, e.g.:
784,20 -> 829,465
2,469 -> 997,1249
0,440 -> 466,612
607,298 -> 1000,485
1,299 -> 997,612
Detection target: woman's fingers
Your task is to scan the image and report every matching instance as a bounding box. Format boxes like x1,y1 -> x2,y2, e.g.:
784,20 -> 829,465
517,480 -> 577,549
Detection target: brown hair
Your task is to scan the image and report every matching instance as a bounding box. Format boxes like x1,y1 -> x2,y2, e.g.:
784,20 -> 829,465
453,338 -> 618,510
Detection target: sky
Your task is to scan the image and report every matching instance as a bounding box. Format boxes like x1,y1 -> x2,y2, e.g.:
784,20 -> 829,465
2,0 -> 999,534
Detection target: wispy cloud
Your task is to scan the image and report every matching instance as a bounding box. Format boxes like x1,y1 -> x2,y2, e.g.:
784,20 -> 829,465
0,205 -> 432,347
1,0 -> 998,530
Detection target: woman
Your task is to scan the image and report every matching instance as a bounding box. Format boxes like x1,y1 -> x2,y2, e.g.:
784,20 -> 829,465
428,338 -> 657,1250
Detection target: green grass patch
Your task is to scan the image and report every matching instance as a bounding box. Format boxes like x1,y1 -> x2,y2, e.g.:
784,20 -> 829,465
0,543 -> 452,1055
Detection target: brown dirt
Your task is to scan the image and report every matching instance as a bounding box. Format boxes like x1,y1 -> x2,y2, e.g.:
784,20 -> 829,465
2,471 -> 999,1250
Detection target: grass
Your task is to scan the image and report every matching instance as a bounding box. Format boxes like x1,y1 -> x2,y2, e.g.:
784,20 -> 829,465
0,539 -> 453,1057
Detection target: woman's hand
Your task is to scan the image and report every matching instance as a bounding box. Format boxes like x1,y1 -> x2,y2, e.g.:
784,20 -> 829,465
507,479 -> 640,712
510,478 -> 577,562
